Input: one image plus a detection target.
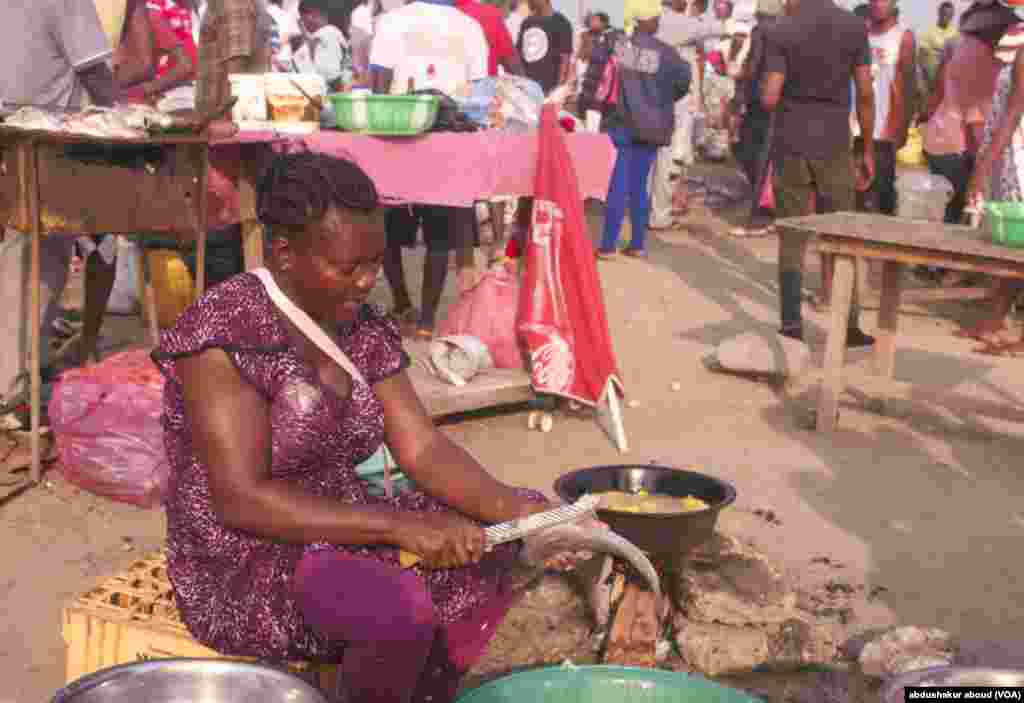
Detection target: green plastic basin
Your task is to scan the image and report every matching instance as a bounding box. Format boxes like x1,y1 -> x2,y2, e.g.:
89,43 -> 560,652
456,666 -> 761,703
327,93 -> 440,136
985,201 -> 1024,248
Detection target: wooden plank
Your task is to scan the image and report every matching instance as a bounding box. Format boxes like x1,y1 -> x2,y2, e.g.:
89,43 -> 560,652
21,140 -> 42,483
0,126 -> 214,146
404,339 -> 533,418
816,255 -> 856,432
238,152 -> 264,270
191,143 -> 210,297
25,142 -> 203,237
814,236 -> 1024,280
409,365 -> 533,418
873,261 -> 903,380
778,212 -> 1024,265
860,286 -> 991,307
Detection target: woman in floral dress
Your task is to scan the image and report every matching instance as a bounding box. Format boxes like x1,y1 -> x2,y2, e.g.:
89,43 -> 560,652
153,152 -> 577,702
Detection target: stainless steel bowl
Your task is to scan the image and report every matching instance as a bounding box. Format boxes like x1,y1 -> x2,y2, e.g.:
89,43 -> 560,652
51,659 -> 330,703
882,667 -> 1024,703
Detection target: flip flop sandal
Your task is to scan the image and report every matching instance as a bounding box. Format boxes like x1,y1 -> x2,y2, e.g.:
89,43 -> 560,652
414,327 -> 435,341
596,250 -> 619,261
955,323 -> 1008,341
622,249 -> 647,259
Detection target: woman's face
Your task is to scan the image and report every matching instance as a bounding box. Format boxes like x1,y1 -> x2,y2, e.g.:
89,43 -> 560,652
279,206 -> 387,325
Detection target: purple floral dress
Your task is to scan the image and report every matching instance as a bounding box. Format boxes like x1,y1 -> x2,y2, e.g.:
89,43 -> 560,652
153,273 -> 534,662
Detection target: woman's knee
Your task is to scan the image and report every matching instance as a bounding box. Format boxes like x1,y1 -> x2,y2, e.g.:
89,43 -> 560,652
294,552 -> 437,642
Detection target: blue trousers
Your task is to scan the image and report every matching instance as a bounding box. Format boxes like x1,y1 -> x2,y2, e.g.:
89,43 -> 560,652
601,128 -> 659,253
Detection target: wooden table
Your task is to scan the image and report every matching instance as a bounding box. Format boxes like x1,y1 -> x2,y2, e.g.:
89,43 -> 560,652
777,212 -> 1024,432
0,128 -> 211,484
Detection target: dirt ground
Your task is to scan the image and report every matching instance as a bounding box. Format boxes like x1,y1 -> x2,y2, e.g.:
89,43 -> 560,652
5,173 -> 1024,701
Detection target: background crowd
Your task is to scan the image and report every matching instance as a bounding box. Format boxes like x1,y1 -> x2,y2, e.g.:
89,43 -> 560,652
7,0 -> 1024,410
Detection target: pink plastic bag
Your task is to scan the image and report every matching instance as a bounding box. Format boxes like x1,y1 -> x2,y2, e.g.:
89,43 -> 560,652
49,349 -> 169,508
437,268 -> 523,369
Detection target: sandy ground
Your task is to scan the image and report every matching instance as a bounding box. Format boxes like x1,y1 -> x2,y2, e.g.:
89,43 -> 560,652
4,181 -> 1024,701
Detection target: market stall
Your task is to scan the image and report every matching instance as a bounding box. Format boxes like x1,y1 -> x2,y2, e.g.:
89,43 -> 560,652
0,124 -> 216,486
1,111 -> 617,490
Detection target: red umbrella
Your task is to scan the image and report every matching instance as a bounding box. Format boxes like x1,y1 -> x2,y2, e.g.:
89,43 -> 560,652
515,102 -> 628,450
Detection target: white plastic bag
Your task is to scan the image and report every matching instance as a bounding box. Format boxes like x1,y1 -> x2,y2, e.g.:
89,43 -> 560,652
429,335 -> 494,386
107,238 -> 141,315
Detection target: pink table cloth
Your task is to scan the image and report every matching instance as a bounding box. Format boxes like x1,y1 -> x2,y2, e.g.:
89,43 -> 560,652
206,130 -> 615,229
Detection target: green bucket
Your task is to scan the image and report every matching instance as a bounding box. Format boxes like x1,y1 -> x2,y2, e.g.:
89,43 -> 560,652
456,666 -> 761,703
985,201 -> 1024,248
327,93 -> 440,136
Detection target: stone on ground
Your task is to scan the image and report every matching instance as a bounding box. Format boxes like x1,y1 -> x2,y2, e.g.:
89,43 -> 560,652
705,332 -> 812,379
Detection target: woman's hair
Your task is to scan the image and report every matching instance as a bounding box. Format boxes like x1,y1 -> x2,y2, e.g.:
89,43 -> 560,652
256,152 -> 380,234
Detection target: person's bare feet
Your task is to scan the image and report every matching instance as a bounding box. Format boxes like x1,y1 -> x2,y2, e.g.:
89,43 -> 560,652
956,319 -> 1008,341
975,338 -> 1024,357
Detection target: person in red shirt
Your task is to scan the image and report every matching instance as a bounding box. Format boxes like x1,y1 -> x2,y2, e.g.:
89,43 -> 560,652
456,0 -> 525,270
118,8 -> 197,103
456,0 -> 524,76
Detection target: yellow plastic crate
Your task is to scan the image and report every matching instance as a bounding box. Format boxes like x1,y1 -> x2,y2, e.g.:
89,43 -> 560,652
135,249 -> 195,330
61,552 -> 338,691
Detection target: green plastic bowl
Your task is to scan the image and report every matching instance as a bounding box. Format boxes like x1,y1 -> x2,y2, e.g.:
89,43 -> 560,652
456,666 -> 761,703
327,93 -> 440,136
985,201 -> 1024,248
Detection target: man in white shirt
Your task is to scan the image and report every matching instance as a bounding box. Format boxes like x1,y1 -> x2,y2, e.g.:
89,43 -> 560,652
291,0 -> 351,89
369,0 -> 488,338
370,0 -> 488,97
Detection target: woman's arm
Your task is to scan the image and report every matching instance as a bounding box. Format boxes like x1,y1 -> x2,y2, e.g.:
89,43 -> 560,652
970,52 -> 1024,204
177,348 -> 487,567
375,371 -> 551,524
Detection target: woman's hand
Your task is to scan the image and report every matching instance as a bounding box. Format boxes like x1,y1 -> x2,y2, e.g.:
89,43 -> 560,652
394,512 -> 487,570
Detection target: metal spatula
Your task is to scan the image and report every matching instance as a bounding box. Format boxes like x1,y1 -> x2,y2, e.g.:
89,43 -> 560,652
399,495 -> 601,568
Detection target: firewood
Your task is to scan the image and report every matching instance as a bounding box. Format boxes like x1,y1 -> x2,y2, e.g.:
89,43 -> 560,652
604,582 -> 659,668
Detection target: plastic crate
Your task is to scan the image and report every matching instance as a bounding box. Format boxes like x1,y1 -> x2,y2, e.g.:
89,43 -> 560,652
985,201 -> 1024,248
135,249 -> 194,329
61,552 -> 338,690
328,93 -> 440,136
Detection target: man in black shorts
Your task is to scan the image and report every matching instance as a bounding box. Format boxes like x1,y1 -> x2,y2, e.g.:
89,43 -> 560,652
383,206 -> 479,339
369,0 -> 489,338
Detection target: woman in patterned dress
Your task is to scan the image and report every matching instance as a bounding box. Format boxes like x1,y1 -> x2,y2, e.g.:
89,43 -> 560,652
965,0 -> 1024,353
152,152 -> 574,702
